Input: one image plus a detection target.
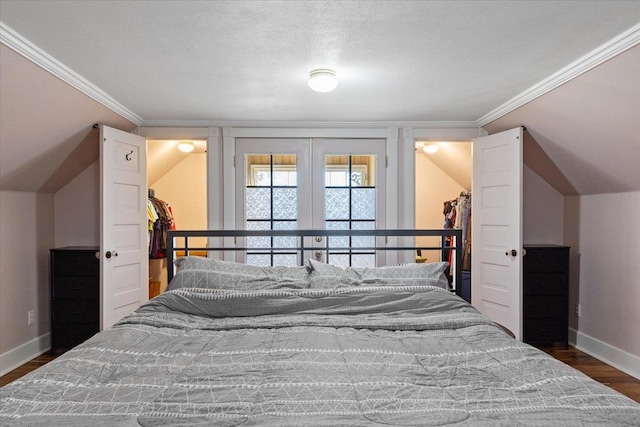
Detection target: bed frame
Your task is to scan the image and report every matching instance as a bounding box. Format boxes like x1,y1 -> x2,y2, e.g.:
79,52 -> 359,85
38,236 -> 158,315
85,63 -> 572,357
166,229 -> 464,297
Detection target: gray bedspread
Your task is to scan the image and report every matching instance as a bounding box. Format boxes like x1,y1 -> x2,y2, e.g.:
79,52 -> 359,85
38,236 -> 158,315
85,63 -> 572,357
2,285 -> 639,426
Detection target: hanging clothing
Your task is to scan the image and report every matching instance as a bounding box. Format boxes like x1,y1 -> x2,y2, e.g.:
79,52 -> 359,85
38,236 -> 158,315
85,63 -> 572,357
442,192 -> 471,271
148,193 -> 175,259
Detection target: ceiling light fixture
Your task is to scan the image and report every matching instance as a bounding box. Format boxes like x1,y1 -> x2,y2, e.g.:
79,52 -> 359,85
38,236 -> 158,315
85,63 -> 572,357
308,69 -> 338,93
177,141 -> 194,153
422,144 -> 440,154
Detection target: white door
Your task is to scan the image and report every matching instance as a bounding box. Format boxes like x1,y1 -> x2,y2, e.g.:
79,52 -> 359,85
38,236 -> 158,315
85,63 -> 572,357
235,138 -> 385,267
471,127 -> 523,339
235,138 -> 312,265
312,139 -> 386,267
100,125 -> 148,330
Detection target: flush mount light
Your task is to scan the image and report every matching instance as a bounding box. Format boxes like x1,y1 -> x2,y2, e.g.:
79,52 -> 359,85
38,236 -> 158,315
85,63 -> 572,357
177,141 -> 195,153
422,144 -> 440,154
308,69 -> 338,93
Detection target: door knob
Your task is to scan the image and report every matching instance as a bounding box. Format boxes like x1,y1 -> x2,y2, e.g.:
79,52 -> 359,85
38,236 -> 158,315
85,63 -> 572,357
105,250 -> 118,259
505,249 -> 517,257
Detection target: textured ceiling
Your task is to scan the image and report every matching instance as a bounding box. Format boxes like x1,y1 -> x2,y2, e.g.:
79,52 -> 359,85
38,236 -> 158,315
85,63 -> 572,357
2,0 -> 639,123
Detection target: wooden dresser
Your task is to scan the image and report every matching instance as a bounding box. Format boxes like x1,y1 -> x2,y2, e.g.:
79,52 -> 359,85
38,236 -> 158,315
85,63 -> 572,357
523,245 -> 570,347
50,247 -> 100,352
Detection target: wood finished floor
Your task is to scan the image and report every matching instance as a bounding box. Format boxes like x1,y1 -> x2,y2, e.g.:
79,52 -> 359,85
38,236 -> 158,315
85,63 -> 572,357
1,346 -> 639,403
538,346 -> 640,403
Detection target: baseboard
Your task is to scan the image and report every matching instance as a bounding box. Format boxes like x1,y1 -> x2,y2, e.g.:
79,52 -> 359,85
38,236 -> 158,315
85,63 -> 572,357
0,333 -> 51,377
568,327 -> 578,347
571,329 -> 640,380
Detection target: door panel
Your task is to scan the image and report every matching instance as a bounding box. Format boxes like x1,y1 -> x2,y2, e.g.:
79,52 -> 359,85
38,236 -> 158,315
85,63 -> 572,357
472,127 -> 523,339
100,125 -> 148,330
312,139 -> 386,267
235,139 -> 311,265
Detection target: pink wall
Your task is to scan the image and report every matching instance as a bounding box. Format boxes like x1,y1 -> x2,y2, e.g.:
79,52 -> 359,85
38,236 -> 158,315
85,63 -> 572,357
0,191 -> 54,356
54,162 -> 100,247
578,191 -> 640,357
523,165 -> 564,245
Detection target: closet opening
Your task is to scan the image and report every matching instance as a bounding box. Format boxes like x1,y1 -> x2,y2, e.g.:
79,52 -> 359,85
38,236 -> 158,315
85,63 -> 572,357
414,140 -> 472,300
147,139 -> 208,295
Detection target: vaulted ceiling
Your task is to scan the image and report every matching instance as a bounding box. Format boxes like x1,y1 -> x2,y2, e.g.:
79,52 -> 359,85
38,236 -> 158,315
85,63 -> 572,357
1,1 -> 639,195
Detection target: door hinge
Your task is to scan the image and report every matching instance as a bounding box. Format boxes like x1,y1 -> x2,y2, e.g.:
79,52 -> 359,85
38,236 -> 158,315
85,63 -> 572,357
385,156 -> 388,168
233,155 -> 236,167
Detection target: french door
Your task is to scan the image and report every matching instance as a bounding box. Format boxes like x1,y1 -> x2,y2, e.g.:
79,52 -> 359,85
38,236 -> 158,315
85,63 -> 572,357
235,138 -> 386,267
312,139 -> 386,267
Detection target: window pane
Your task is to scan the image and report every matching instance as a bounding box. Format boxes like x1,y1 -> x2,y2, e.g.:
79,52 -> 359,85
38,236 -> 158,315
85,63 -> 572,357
254,170 -> 271,186
328,254 -> 349,268
326,171 -> 348,186
245,222 -> 269,250
352,254 -> 375,268
326,188 -> 349,219
246,254 -> 270,267
352,188 -> 375,220
352,221 -> 375,248
246,188 -> 271,219
350,171 -> 364,187
273,188 -> 297,219
273,254 -> 297,267
273,171 -> 296,186
274,221 -> 297,249
326,221 -> 349,249
246,221 -> 270,230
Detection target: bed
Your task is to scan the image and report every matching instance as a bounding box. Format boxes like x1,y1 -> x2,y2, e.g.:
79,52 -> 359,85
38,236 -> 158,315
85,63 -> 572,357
1,229 -> 639,426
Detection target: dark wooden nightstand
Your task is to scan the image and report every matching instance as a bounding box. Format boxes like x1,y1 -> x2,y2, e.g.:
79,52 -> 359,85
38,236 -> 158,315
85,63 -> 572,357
50,247 -> 100,353
523,245 -> 570,347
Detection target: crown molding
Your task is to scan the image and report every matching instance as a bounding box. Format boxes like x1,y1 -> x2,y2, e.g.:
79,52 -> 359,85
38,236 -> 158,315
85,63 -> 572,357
477,23 -> 640,127
0,22 -> 143,125
139,119 -> 479,129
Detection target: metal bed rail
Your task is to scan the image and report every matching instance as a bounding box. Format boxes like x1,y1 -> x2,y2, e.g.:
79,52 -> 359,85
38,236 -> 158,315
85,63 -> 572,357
167,229 -> 463,297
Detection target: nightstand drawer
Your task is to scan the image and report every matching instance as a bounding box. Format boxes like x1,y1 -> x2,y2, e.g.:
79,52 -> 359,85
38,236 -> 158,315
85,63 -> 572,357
52,323 -> 98,350
524,250 -> 569,273
524,318 -> 567,344
524,295 -> 568,318
524,272 -> 568,296
52,299 -> 99,323
52,250 -> 99,276
52,276 -> 99,299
